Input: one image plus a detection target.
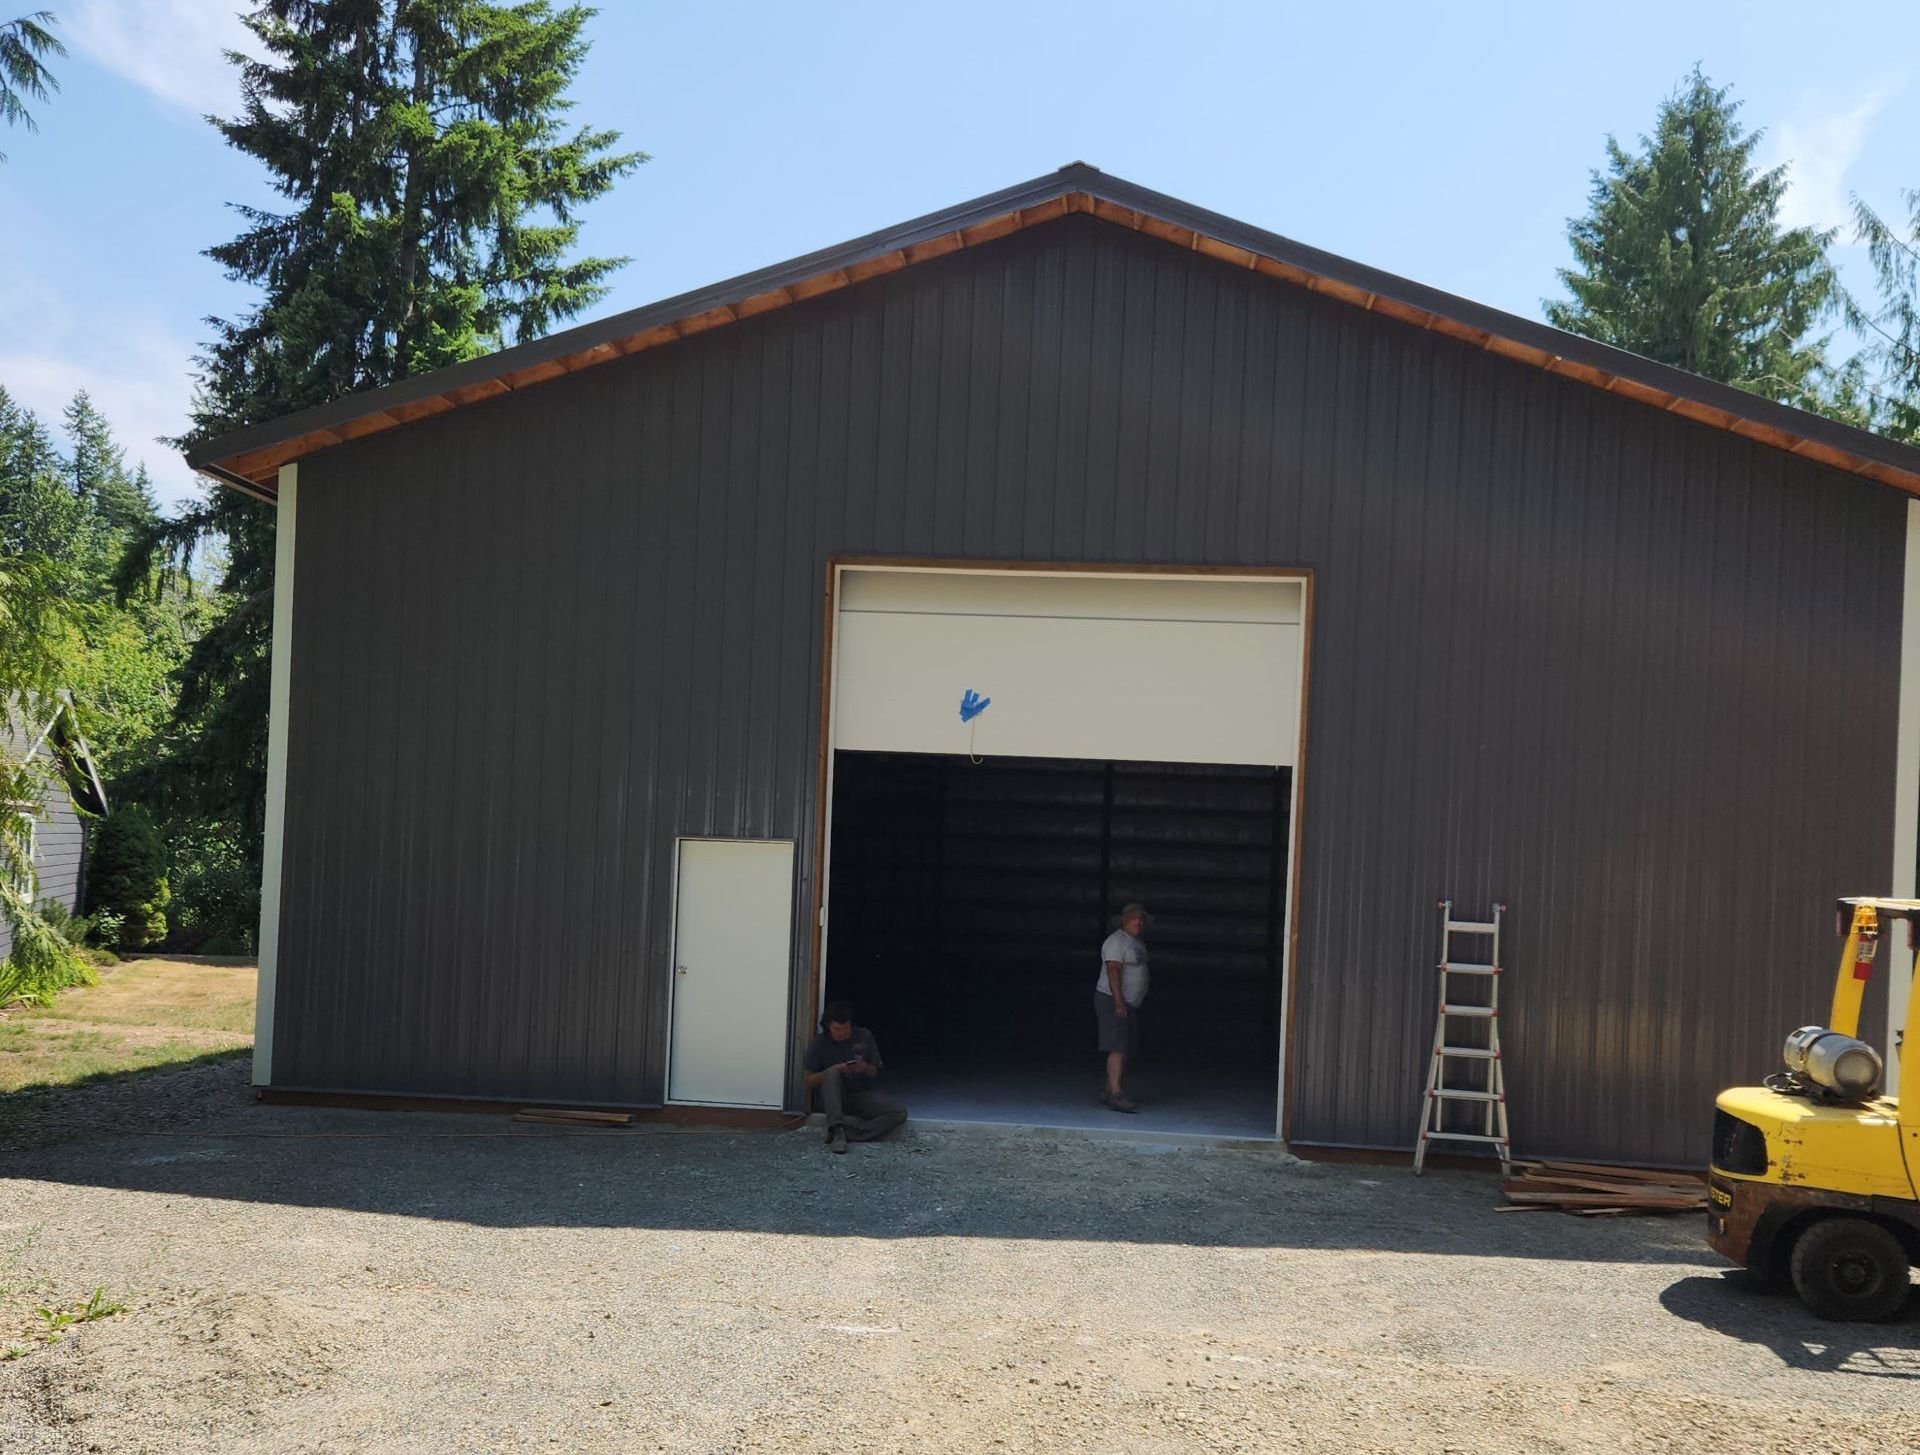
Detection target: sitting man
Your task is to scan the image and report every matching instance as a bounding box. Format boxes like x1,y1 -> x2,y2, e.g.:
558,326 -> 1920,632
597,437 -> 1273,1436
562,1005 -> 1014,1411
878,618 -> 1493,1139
802,1000 -> 908,1154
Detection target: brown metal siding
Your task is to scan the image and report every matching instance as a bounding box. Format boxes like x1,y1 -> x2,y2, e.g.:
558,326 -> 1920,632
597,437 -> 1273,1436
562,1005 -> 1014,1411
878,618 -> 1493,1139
276,214 -> 1905,1162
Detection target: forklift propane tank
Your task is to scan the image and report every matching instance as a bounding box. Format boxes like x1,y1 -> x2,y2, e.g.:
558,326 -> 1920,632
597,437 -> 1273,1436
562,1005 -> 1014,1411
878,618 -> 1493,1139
1782,1025 -> 1884,1098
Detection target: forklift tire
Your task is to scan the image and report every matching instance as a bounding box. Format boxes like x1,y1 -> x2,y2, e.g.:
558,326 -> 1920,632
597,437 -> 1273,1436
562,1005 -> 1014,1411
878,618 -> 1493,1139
1788,1217 -> 1911,1322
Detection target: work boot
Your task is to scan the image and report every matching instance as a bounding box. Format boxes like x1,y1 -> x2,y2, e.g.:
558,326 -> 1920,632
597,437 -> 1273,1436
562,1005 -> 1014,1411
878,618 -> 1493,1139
828,1126 -> 848,1154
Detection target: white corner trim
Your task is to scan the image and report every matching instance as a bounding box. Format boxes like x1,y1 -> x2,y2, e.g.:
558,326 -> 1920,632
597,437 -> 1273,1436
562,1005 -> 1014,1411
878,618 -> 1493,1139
19,699 -> 66,762
253,463 -> 298,1086
1889,499 -> 1920,1095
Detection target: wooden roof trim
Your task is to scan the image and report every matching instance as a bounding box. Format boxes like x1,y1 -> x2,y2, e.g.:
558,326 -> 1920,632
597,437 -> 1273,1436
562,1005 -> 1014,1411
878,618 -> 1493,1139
211,188 -> 1920,497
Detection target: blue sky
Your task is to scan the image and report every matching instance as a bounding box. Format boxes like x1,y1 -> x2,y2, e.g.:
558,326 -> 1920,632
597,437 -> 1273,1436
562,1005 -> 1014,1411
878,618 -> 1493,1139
1,1 -> 1915,506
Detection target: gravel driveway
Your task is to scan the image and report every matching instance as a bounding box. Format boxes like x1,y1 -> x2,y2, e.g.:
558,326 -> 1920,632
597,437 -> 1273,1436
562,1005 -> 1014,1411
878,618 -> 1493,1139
1,1062 -> 1915,1454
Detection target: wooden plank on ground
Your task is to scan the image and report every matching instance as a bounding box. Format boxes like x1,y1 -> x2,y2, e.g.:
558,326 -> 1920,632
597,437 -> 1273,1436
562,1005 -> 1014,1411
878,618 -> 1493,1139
1503,1191 -> 1702,1208
513,1108 -> 633,1125
1525,1160 -> 1705,1184
1503,1175 -> 1702,1198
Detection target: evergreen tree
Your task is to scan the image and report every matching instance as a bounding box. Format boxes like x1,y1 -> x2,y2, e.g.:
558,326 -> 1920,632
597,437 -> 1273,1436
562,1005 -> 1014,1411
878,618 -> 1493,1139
0,10 -> 62,161
1547,69 -> 1838,406
0,548 -> 89,1004
1,385 -> 209,992
3,390 -> 193,746
0,385 -> 87,565
128,1 -> 643,935
1,385 -> 89,1002
1847,192 -> 1920,444
1,391 -> 156,601
65,392 -> 157,538
87,804 -> 171,950
50,397 -> 201,777
198,0 -> 643,434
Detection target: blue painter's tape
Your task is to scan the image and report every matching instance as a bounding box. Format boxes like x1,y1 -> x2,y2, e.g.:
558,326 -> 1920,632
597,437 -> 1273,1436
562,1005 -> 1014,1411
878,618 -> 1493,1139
958,689 -> 991,723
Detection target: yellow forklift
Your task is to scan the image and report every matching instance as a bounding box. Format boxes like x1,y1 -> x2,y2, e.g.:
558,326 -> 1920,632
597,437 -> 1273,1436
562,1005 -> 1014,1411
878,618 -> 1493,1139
1709,898 -> 1919,1320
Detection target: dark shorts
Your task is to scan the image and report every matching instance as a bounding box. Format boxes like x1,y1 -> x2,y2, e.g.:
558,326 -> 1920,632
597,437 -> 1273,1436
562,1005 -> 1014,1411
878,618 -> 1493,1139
1094,991 -> 1138,1054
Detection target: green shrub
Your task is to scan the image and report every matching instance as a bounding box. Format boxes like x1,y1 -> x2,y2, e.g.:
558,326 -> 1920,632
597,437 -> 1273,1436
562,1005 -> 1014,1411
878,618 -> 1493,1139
161,822 -> 255,954
59,904 -> 121,965
87,807 -> 170,950
83,906 -> 123,950
0,907 -> 96,1008
0,947 -> 95,1008
36,899 -> 81,944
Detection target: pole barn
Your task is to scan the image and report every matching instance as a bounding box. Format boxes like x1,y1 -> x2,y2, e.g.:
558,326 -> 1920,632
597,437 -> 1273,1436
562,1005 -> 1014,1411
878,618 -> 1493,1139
190,166 -> 1920,1166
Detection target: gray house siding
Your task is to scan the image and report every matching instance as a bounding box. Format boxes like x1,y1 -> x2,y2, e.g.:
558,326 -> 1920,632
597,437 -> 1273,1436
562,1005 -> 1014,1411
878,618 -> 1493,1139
33,782 -> 85,918
274,213 -> 1904,1164
0,771 -> 88,964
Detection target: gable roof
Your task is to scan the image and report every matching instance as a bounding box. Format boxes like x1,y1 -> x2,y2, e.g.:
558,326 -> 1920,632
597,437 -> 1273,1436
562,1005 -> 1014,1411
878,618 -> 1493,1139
188,163 -> 1920,503
5,695 -> 107,817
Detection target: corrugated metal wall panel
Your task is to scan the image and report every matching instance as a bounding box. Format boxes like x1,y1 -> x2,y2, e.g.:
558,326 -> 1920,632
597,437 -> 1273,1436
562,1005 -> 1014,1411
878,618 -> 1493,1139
277,214 -> 1906,1161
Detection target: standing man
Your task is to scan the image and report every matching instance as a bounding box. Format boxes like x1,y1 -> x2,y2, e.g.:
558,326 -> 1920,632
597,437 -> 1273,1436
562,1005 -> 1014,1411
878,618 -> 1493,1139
803,1000 -> 908,1154
1095,903 -> 1151,1112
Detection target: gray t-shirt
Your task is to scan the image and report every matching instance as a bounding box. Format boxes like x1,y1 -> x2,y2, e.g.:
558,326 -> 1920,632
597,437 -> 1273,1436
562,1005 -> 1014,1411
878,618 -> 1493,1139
803,1027 -> 883,1084
1096,929 -> 1149,1007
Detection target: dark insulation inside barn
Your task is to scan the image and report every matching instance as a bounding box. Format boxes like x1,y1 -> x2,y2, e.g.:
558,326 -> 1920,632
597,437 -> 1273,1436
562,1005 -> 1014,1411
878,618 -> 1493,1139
823,751 -> 1287,1133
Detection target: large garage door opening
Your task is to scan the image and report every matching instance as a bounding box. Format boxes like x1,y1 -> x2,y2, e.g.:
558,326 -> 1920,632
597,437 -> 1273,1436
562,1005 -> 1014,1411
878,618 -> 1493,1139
818,563 -> 1310,1139
824,750 -> 1289,1137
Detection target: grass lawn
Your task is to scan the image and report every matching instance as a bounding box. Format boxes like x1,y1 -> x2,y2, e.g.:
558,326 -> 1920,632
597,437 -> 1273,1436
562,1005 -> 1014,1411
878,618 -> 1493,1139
0,958 -> 255,1094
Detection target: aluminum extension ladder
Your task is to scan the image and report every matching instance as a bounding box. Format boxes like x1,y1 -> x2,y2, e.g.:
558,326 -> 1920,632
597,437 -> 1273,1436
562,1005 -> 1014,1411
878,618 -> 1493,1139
1413,899 -> 1511,1175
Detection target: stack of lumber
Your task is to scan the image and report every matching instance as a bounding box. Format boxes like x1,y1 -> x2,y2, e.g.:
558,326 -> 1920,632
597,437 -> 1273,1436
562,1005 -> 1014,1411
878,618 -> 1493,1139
512,1107 -> 634,1127
1498,1160 -> 1707,1216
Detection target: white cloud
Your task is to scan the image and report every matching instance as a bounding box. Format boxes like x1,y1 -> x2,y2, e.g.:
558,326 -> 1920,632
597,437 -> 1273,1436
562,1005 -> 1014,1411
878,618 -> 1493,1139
0,22 -> 219,510
67,0 -> 252,115
1767,84 -> 1901,234
0,334 -> 203,508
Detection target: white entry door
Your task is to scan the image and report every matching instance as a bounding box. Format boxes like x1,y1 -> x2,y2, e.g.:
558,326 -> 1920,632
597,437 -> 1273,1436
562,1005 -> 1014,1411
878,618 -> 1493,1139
668,838 -> 795,1107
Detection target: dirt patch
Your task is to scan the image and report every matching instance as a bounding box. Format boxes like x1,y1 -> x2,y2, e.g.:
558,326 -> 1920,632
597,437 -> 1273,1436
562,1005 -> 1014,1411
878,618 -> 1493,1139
731,1326 -> 1919,1455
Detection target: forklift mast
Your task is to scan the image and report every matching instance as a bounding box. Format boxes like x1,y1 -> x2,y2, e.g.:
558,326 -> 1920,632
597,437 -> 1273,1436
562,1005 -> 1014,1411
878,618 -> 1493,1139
1831,898 -> 1919,1130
